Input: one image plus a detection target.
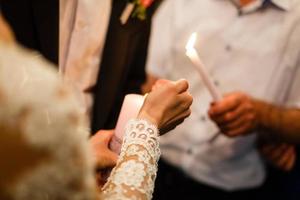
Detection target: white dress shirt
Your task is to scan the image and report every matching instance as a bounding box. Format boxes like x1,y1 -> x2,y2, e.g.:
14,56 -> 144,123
147,0 -> 300,191
59,0 -> 112,119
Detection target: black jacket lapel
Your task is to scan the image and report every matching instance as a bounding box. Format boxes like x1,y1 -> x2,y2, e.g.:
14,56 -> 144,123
91,0 -> 158,133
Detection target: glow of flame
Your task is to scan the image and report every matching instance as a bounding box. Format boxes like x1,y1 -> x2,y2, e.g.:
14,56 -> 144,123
186,32 -> 197,51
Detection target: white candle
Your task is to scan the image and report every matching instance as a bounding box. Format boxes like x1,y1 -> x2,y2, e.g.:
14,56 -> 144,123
186,33 -> 222,101
110,94 -> 145,154
186,33 -> 222,142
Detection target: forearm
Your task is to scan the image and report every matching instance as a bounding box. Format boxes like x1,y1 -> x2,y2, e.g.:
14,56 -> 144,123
254,99 -> 300,143
101,119 -> 160,200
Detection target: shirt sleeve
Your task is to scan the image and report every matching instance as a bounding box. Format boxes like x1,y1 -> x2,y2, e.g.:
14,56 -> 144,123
101,119 -> 160,200
285,58 -> 300,108
146,0 -> 174,78
283,24 -> 300,108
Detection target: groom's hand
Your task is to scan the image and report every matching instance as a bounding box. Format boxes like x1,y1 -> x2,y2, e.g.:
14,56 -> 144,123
259,142 -> 296,171
208,92 -> 258,137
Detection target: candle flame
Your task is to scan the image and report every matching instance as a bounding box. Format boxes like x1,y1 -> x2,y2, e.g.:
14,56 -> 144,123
186,32 -> 197,51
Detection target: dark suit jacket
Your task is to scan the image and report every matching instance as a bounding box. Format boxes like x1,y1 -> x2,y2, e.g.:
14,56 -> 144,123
91,0 -> 162,133
1,0 -> 161,134
0,0 -> 59,64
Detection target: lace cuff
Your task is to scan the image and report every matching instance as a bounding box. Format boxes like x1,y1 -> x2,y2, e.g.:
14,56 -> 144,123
121,119 -> 160,160
102,119 -> 160,200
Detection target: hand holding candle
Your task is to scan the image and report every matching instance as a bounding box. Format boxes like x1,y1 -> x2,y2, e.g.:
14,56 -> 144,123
138,79 -> 193,133
208,92 -> 259,138
110,79 -> 193,154
186,33 -> 222,141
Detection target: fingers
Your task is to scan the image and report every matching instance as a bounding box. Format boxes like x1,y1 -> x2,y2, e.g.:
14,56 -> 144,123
213,114 -> 254,137
260,143 -> 296,171
167,108 -> 192,125
140,78 -> 192,131
104,151 -> 118,166
95,150 -> 118,170
160,109 -> 191,135
176,92 -> 193,110
161,92 -> 192,128
91,129 -> 114,146
160,108 -> 191,135
209,102 -> 247,125
223,121 -> 253,137
174,79 -> 189,93
158,90 -> 192,134
160,118 -> 185,134
101,130 -> 115,146
209,92 -> 246,116
219,116 -> 248,132
208,92 -> 257,137
90,129 -> 119,171
268,144 -> 290,161
284,147 -> 296,171
158,92 -> 192,134
276,146 -> 296,171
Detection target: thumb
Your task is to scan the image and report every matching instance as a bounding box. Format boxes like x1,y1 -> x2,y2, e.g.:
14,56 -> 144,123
92,129 -> 115,146
100,130 -> 115,146
175,79 -> 189,93
106,151 -> 118,165
98,150 -> 119,169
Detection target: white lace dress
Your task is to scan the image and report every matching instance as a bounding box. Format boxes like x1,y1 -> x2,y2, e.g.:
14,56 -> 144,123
102,119 -> 160,200
0,42 -> 160,200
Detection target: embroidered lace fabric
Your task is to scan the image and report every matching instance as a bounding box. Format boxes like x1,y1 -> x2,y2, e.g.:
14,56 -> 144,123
101,119 -> 160,200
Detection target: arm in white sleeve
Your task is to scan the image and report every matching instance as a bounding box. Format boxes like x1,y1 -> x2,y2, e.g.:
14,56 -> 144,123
101,119 -> 160,200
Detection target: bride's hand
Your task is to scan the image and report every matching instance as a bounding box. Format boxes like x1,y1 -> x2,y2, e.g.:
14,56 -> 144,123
138,79 -> 193,135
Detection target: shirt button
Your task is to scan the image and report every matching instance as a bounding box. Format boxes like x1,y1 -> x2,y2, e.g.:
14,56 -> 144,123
225,44 -> 232,51
187,149 -> 193,154
200,115 -> 206,122
214,80 -> 220,86
286,65 -> 293,70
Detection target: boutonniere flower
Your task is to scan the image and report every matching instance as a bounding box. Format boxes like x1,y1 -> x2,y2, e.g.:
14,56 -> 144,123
131,0 -> 155,20
120,0 -> 155,25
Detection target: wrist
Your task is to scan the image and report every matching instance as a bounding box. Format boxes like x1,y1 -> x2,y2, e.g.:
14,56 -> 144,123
252,99 -> 282,132
137,110 -> 160,128
123,118 -> 161,162
252,98 -> 265,128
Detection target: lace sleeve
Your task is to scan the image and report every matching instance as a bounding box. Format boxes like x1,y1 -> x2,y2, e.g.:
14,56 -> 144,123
101,119 -> 161,200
